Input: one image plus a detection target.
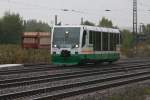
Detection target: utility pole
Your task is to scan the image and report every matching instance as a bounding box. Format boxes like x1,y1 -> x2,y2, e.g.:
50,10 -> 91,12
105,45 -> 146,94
133,0 -> 137,35
55,15 -> 58,25
81,17 -> 84,25
133,0 -> 137,54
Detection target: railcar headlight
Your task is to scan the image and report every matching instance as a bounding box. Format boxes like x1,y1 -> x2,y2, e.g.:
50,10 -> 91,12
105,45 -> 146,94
54,45 -> 57,48
75,45 -> 79,48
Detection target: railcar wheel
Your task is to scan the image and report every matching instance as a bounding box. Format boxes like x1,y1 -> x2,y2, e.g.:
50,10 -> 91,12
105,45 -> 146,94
93,61 -> 102,65
108,61 -> 114,64
78,60 -> 87,65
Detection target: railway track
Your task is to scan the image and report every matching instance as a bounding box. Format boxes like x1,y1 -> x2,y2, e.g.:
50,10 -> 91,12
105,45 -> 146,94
0,61 -> 150,100
0,64 -> 60,75
0,63 -> 150,89
34,70 -> 150,100
0,58 -> 150,75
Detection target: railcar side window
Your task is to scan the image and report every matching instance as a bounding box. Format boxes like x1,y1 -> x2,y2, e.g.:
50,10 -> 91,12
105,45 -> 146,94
102,32 -> 108,51
82,30 -> 87,47
114,33 -> 117,50
109,33 -> 121,51
94,31 -> 101,51
89,31 -> 93,44
116,34 -> 120,44
93,31 -> 96,50
110,33 -> 114,51
89,31 -> 101,51
88,30 -> 119,51
97,32 -> 101,51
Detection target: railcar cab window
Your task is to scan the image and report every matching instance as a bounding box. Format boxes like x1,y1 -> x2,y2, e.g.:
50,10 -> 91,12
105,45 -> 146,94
53,27 -> 80,48
82,30 -> 87,47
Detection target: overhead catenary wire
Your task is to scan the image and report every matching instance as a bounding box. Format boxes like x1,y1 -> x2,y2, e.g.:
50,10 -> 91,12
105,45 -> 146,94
0,0 -> 144,15
0,0 -> 150,13
0,0 -> 150,27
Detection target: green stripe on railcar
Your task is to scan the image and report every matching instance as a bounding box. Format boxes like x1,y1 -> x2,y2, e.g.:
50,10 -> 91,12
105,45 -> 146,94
52,53 -> 120,64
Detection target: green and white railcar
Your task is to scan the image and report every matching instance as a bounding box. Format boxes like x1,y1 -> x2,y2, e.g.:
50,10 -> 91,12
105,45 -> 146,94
51,25 -> 120,65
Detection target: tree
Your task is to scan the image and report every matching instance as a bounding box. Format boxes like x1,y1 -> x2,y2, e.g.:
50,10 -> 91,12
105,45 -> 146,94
121,29 -> 134,49
98,17 -> 113,28
81,20 -> 95,26
0,19 -> 2,33
0,12 -> 24,44
120,29 -> 135,57
24,20 -> 51,32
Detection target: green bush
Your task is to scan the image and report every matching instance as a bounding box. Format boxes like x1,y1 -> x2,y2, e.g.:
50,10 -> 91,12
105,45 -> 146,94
120,48 -> 135,57
0,44 -> 51,64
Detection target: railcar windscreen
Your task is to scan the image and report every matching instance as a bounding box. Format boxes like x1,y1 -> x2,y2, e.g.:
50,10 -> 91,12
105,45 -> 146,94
53,27 -> 80,48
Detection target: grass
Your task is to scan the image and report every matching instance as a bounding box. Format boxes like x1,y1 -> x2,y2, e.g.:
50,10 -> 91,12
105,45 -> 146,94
108,88 -> 145,100
70,87 -> 150,100
0,44 -> 51,64
121,43 -> 150,58
108,87 -> 150,100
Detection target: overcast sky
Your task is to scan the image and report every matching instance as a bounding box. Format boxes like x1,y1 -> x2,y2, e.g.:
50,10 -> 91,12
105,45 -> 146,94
0,0 -> 150,28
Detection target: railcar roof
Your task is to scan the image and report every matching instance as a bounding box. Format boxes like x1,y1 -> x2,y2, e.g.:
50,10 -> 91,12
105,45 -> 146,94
54,25 -> 120,33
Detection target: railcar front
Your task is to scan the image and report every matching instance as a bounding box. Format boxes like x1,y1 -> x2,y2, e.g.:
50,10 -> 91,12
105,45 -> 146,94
51,26 -> 82,65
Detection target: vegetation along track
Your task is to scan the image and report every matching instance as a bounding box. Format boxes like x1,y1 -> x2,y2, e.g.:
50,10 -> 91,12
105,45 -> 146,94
0,62 -> 150,99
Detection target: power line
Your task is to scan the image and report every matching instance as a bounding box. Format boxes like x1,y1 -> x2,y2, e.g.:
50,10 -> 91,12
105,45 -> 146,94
0,0 -> 139,14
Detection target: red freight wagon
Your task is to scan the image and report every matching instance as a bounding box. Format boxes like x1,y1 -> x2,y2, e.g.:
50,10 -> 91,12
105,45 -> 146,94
22,32 -> 51,49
